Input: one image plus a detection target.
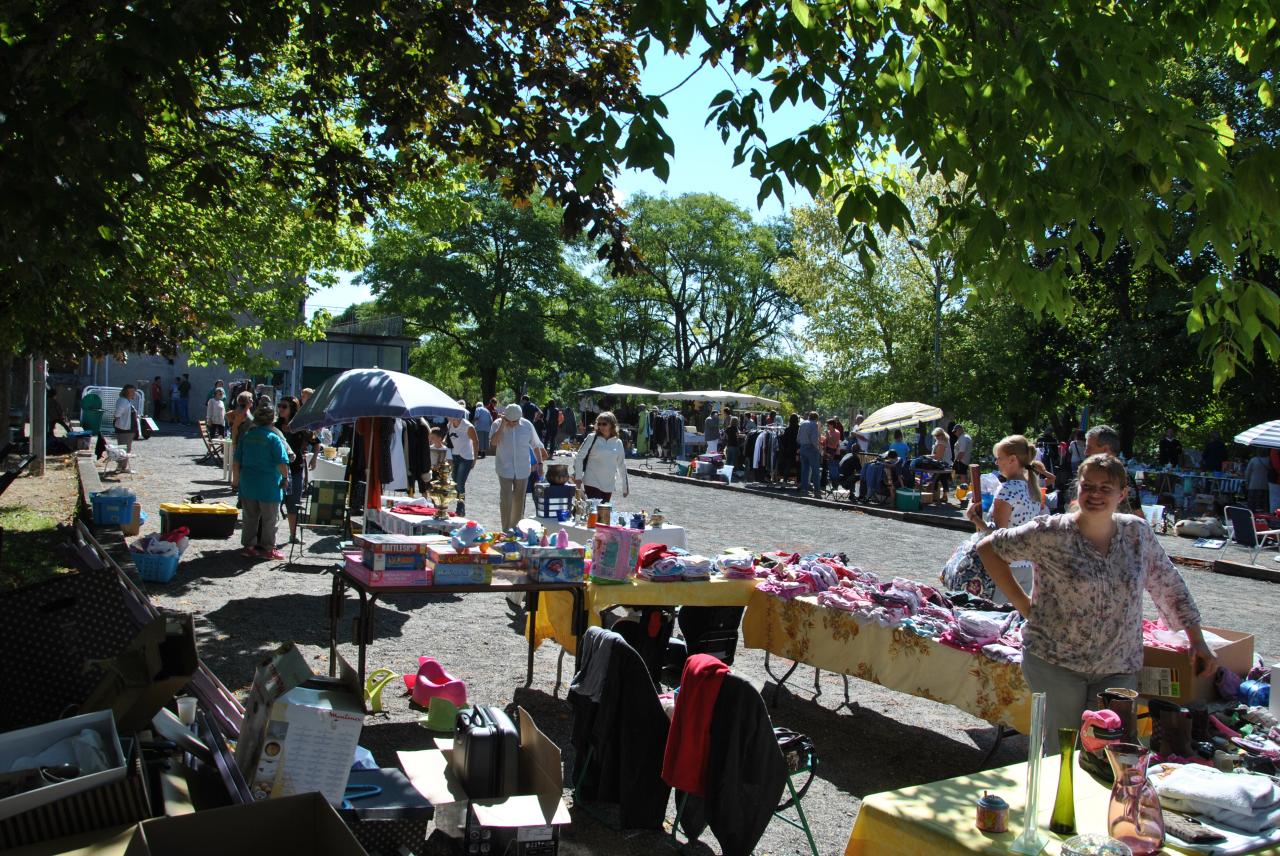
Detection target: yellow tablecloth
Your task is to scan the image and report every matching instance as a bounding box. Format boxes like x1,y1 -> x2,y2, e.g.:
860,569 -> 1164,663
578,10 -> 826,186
845,757 -> 1277,855
741,589 -> 1032,732
534,577 -> 760,654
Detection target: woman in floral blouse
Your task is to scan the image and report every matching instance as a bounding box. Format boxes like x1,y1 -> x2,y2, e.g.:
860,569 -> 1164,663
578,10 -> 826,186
976,453 -> 1215,746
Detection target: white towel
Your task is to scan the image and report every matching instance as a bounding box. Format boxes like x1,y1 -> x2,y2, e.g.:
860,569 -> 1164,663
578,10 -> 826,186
1153,764 -> 1280,817
1162,796 -> 1280,833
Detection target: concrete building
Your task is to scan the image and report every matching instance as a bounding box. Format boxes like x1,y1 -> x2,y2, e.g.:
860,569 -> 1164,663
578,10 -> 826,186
83,316 -> 416,419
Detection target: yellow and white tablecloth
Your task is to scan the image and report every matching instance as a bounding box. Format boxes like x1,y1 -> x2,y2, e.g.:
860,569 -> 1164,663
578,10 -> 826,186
845,757 -> 1273,855
741,589 -> 1032,733
534,577 -> 760,654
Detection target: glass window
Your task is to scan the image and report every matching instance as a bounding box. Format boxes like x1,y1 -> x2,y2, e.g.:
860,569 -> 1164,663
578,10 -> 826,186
303,341 -> 327,367
328,343 -> 353,368
353,344 -> 378,368
379,346 -> 402,370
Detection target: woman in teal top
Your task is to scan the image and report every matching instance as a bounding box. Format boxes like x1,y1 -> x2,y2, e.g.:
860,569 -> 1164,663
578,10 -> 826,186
234,403 -> 290,560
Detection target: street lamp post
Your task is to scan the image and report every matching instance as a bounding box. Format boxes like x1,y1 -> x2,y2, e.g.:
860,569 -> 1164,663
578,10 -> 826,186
907,237 -> 944,401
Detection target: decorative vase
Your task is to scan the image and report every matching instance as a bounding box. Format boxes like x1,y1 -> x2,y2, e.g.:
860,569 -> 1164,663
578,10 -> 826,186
1105,743 -> 1164,855
1049,727 -> 1077,835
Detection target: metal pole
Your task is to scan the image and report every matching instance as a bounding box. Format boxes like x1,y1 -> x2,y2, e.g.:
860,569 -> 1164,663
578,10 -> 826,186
31,355 -> 46,476
933,266 -> 942,401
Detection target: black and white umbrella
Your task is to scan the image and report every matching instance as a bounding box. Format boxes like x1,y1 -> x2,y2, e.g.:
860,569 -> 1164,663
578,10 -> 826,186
1234,420 -> 1280,449
291,368 -> 465,430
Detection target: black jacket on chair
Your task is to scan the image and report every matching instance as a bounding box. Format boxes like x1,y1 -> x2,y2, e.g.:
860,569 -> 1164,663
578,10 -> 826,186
569,627 -> 671,829
679,672 -> 788,856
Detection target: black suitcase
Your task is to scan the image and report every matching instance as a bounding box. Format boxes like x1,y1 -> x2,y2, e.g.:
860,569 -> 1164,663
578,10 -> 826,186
451,705 -> 519,799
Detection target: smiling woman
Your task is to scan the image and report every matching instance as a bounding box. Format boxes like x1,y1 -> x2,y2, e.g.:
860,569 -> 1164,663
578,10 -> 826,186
975,454 -> 1214,748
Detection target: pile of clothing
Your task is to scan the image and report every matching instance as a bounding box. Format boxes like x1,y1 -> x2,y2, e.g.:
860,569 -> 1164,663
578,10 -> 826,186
1151,763 -> 1280,833
636,543 -> 713,581
130,527 -> 190,557
391,497 -> 460,517
712,552 -> 757,580
756,553 -> 1026,664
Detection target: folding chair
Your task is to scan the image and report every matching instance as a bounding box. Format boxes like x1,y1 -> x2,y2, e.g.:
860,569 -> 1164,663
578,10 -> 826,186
196,421 -> 223,466
289,478 -> 351,565
1224,505 -> 1280,565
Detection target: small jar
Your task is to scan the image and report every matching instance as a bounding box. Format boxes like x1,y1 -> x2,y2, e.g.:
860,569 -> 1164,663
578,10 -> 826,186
975,791 -> 1009,833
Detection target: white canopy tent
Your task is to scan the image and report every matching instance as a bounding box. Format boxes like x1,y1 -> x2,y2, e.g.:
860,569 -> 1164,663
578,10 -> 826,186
859,401 -> 943,433
657,389 -> 781,408
577,383 -> 661,396
1234,420 -> 1280,449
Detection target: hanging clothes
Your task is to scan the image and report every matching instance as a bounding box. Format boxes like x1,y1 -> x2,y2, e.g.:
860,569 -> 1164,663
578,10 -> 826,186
636,408 -> 650,455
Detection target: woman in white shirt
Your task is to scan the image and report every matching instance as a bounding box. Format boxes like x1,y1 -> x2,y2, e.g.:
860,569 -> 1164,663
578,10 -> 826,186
573,411 -> 629,501
113,385 -> 138,469
929,426 -> 953,504
206,388 -> 227,437
446,403 -> 479,515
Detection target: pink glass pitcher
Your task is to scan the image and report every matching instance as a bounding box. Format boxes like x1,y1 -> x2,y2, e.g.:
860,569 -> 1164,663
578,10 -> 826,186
1105,743 -> 1164,855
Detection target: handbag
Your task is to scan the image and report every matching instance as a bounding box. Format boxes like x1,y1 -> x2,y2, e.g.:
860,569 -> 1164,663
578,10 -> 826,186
773,728 -> 816,810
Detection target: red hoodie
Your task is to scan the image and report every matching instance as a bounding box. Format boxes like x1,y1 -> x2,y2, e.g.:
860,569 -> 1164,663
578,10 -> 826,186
662,654 -> 731,796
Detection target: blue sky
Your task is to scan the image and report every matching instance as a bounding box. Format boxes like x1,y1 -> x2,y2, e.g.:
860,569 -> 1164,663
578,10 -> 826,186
307,47 -> 820,315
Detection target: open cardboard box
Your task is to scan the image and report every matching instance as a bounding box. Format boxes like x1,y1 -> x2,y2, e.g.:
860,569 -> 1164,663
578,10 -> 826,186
7,794 -> 365,855
1140,625 -> 1254,704
0,710 -> 126,821
399,707 -> 570,855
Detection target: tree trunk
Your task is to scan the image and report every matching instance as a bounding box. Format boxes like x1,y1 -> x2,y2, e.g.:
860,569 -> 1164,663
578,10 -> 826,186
480,365 -> 498,405
0,330 -> 18,446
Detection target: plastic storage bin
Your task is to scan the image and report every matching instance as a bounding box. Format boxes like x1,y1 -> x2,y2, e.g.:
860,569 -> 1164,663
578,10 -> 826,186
894,489 -> 922,512
91,492 -> 136,526
133,552 -> 180,583
159,502 -> 237,539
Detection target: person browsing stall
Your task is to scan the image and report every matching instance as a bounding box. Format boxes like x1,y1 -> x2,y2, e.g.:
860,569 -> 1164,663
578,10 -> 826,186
276,397 -> 312,544
235,403 -> 290,560
113,384 -> 139,467
446,401 -> 479,515
471,400 -> 492,458
976,454 -> 1214,745
573,410 -> 629,502
491,403 -> 546,531
796,411 -> 822,496
206,387 -> 227,438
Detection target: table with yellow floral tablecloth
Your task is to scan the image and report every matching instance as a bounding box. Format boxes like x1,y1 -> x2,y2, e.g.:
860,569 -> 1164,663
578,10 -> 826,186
531,577 -> 761,655
741,588 -> 1032,733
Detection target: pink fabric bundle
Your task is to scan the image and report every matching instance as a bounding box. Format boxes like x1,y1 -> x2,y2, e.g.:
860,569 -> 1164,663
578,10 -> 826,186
1080,708 -> 1123,753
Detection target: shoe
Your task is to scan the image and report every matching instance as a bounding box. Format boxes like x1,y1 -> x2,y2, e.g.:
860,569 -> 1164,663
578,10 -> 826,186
267,548 -> 285,560
241,547 -> 260,558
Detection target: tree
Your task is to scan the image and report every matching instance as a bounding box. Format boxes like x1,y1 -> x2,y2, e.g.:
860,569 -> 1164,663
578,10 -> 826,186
631,1 -> 1280,382
361,182 -> 596,403
612,193 -> 798,390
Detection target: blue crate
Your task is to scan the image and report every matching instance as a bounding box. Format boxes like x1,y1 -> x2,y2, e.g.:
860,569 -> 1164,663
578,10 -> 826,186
133,552 -> 180,583
90,492 -> 136,526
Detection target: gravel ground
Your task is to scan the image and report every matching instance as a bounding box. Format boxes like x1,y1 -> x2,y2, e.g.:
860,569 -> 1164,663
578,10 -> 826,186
118,431 -> 1278,856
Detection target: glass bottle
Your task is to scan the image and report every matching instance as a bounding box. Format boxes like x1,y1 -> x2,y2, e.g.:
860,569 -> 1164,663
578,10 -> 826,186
1106,743 -> 1165,855
1049,727 -> 1077,835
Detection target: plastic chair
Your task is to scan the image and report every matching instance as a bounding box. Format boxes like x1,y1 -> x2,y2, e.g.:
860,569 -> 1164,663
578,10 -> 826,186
1224,505 -> 1280,565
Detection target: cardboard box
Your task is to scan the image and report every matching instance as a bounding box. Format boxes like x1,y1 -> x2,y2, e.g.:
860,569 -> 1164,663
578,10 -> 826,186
354,533 -> 442,571
519,543 -> 586,583
119,502 -> 144,537
235,644 -> 364,805
426,561 -> 493,586
80,614 -> 198,733
399,707 -> 570,855
1140,626 -> 1254,704
427,544 -> 507,565
343,552 -> 431,587
122,792 -> 365,855
0,711 -> 126,821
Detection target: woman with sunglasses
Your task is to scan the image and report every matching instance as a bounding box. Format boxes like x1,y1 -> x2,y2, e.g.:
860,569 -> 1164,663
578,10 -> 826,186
572,411 -> 629,502
976,453 -> 1214,746
276,397 -> 313,544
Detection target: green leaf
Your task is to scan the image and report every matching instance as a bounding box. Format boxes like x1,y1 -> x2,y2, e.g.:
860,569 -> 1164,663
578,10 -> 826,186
790,0 -> 814,29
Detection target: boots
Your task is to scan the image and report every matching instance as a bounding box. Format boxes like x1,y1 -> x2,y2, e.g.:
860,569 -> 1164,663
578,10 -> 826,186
1149,698 -> 1195,759
1097,687 -> 1140,742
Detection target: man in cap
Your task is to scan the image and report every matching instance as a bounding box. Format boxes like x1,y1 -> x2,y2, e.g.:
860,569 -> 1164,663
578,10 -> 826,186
491,403 -> 545,531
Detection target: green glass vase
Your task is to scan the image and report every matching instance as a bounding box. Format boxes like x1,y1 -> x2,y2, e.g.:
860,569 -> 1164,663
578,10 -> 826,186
1049,727 -> 1077,835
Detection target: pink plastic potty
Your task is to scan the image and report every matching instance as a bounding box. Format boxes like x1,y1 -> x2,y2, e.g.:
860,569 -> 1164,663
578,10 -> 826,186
403,656 -> 468,709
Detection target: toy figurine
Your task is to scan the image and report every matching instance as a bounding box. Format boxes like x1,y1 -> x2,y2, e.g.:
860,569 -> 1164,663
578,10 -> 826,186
450,520 -> 487,553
